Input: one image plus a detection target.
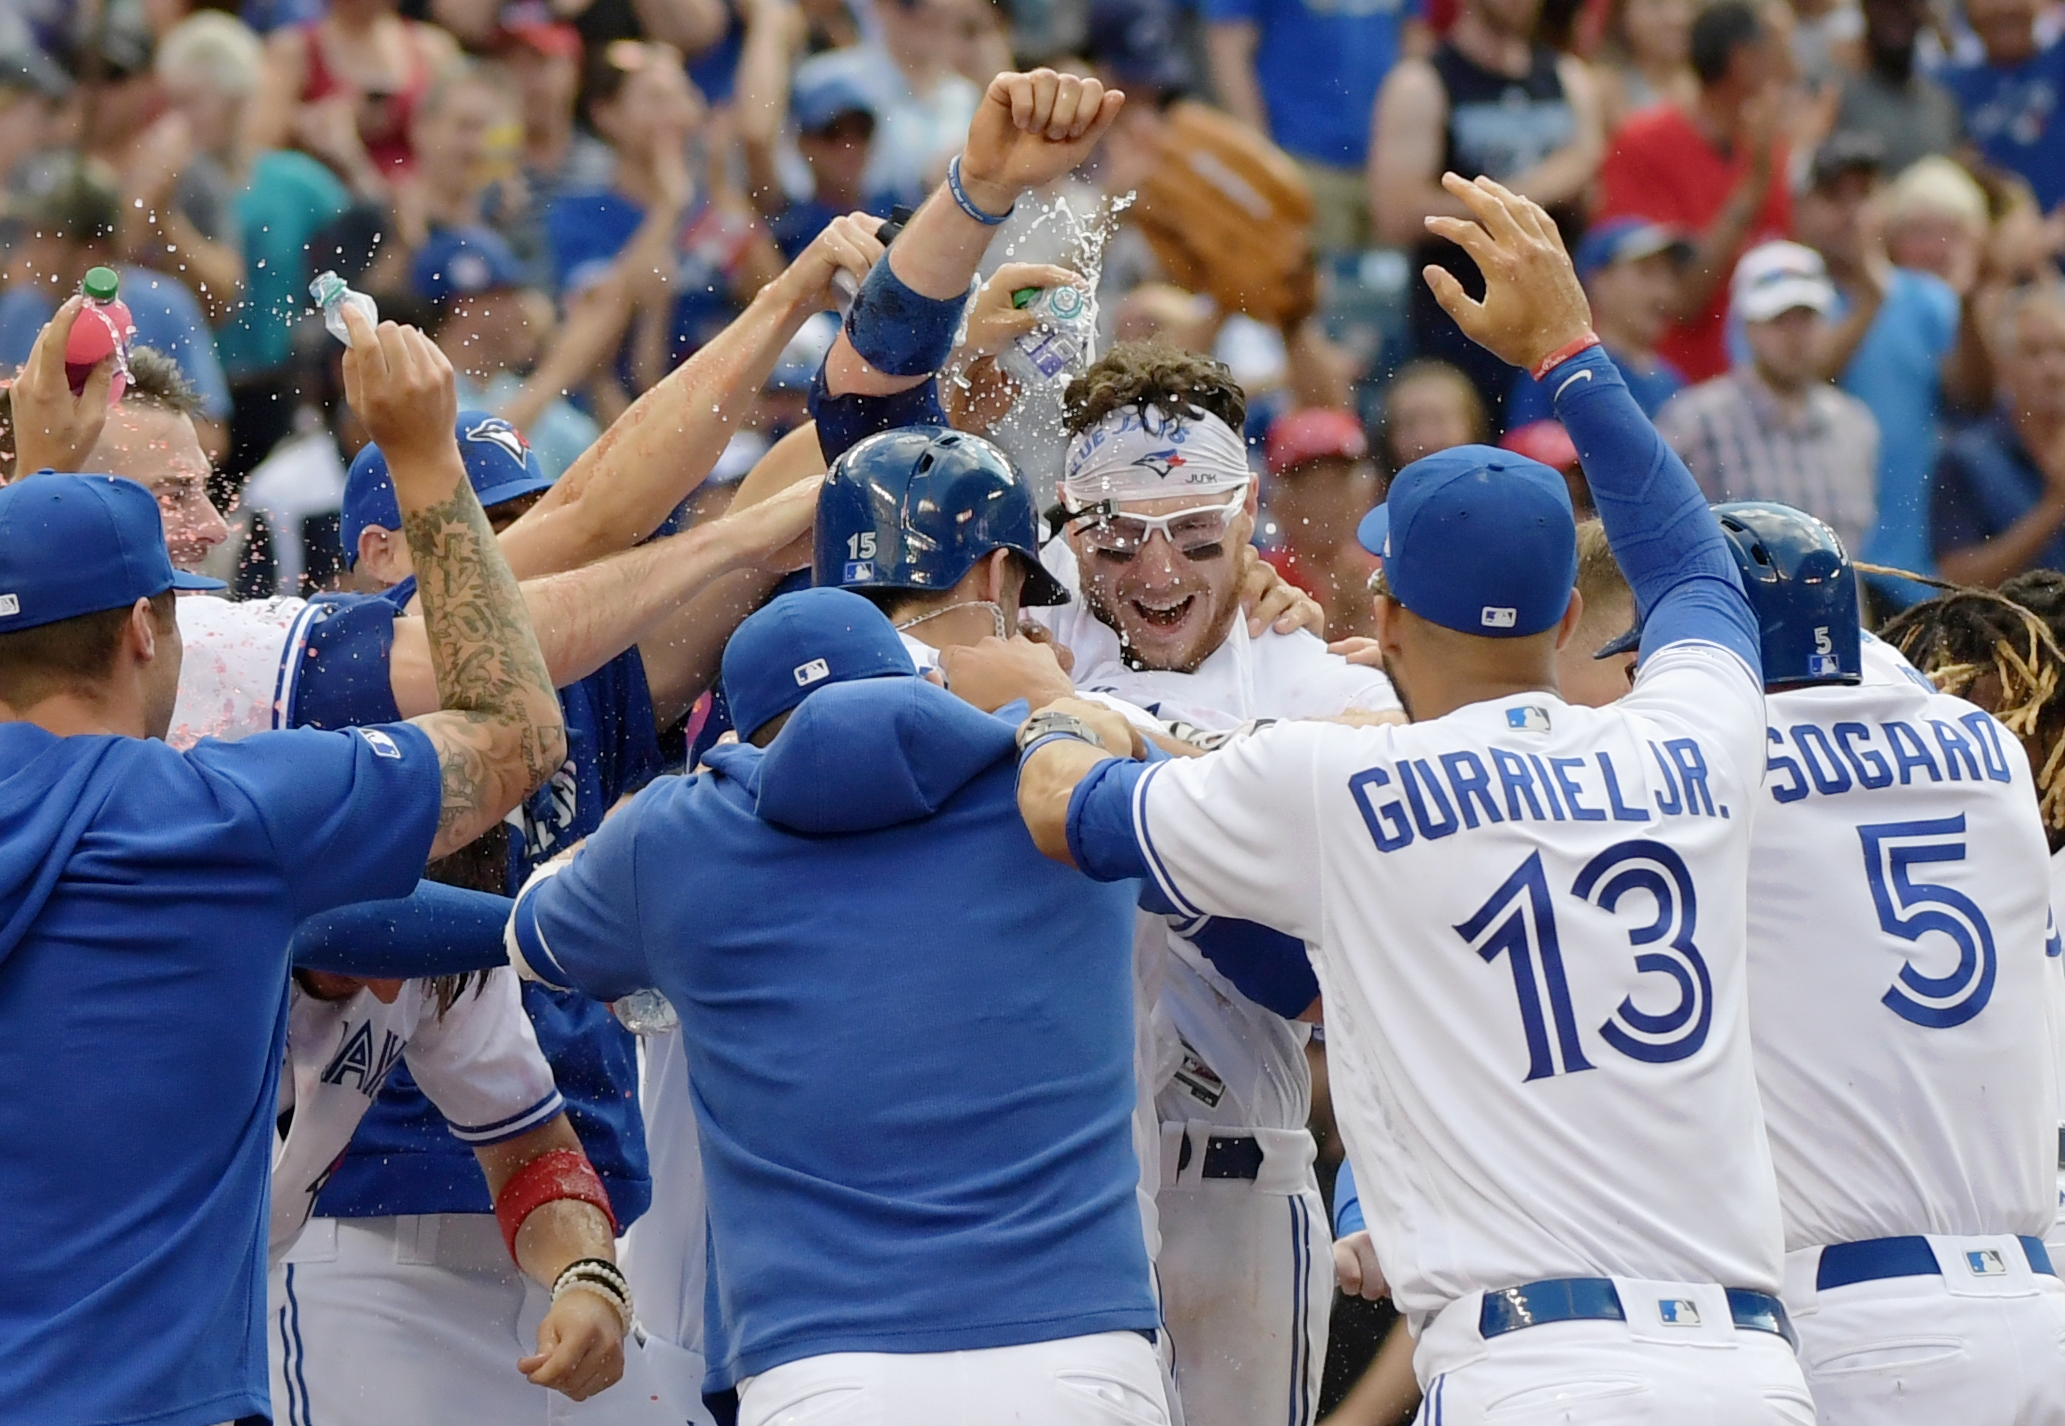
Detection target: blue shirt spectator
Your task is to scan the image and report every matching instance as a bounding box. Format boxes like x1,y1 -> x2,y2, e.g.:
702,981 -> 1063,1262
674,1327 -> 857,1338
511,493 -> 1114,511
1204,0 -> 1419,170
1839,268 -> 1960,589
0,263 -> 232,420
1930,410 -> 2065,578
1942,34 -> 2065,211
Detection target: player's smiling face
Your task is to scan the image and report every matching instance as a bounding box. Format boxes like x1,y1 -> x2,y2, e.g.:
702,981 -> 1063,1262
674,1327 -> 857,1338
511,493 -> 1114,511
1071,487 -> 1256,673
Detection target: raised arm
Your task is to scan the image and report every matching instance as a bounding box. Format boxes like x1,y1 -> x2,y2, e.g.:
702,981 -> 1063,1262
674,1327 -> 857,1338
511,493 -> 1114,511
340,308 -> 567,860
1422,173 -> 1757,669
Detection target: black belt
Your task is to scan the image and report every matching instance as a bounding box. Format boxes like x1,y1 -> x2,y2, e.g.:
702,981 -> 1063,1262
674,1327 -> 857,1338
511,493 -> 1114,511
1817,1234 -> 2056,1291
1173,1131 -> 1264,1180
1477,1278 -> 1796,1350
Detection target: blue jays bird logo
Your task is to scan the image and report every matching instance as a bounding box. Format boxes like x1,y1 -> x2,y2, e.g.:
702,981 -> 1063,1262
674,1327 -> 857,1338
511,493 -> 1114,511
1131,449 -> 1189,481
465,417 -> 530,467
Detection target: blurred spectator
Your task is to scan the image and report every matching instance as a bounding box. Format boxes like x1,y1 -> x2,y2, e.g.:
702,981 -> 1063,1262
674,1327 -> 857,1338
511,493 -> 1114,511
1506,217 -> 1687,425
495,16 -> 613,204
1657,240 -> 1880,555
1500,416 -> 1588,510
1829,0 -> 1960,174
1598,0 -> 1792,383
1379,358 -> 1487,471
414,225 -> 602,480
1884,154 -> 1990,294
799,0 -> 981,209
240,402 -> 348,597
1259,407 -> 1379,637
1793,136 -> 1979,603
430,0 -> 733,62
1203,0 -> 1424,252
1931,287 -> 2065,585
1941,0 -> 2065,214
1787,0 -> 1865,94
0,159 -> 232,444
382,59 -> 527,284
1594,0 -> 1699,132
548,41 -> 781,397
246,0 -> 462,196
737,9 -> 895,258
1370,0 -> 1603,424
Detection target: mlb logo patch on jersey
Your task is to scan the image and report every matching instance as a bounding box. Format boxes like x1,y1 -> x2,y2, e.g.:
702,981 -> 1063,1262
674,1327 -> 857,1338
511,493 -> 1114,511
1966,1249 -> 2008,1276
844,560 -> 875,583
356,728 -> 402,759
1657,1298 -> 1701,1326
793,658 -> 830,688
1481,606 -> 1518,629
1505,706 -> 1551,733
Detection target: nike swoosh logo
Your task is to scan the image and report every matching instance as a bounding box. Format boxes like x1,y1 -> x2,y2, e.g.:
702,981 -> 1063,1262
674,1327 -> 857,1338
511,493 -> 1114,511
1554,368 -> 1594,401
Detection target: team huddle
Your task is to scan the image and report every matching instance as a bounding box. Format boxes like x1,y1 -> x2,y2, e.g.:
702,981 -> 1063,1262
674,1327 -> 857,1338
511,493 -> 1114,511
2,66 -> 2062,1426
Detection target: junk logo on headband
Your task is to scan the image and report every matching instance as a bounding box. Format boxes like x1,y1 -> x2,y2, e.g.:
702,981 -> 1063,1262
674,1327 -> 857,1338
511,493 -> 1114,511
1064,403 -> 1254,505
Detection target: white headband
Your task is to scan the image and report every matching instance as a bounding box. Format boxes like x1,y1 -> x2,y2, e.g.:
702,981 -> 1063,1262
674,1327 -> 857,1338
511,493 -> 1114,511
1062,404 -> 1253,507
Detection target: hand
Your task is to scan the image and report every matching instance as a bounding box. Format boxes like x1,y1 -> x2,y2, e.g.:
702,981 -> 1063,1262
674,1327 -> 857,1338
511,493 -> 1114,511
1333,1230 -> 1389,1300
937,635 -> 1076,712
718,473 -> 823,571
959,263 -> 1084,361
960,70 -> 1126,210
122,113 -> 193,210
1023,694 -> 1142,758
1737,84 -> 1782,184
778,212 -> 887,308
1422,173 -> 1593,375
1328,635 -> 1382,668
1239,546 -> 1327,637
518,1287 -> 626,1400
1856,193 -> 1894,299
8,296 -> 113,475
1017,618 -> 1076,676
339,309 -> 461,491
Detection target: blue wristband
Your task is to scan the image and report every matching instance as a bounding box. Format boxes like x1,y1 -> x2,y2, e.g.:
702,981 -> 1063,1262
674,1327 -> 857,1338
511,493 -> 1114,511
843,258 -> 969,378
947,155 -> 1014,225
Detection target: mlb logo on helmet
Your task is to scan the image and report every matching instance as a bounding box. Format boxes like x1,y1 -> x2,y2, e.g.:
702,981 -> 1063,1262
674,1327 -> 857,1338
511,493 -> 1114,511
793,658 -> 831,688
1658,1298 -> 1701,1327
845,560 -> 875,583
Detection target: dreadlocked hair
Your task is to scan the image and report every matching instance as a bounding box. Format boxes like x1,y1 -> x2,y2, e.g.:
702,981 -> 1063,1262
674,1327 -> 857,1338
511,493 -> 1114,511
1880,582 -> 2065,832
425,974 -> 486,1019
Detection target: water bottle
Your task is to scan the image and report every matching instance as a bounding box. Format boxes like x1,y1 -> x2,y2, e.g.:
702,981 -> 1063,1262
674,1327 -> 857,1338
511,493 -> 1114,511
611,988 -> 680,1036
65,266 -> 133,403
309,270 -> 379,348
997,282 -> 1093,387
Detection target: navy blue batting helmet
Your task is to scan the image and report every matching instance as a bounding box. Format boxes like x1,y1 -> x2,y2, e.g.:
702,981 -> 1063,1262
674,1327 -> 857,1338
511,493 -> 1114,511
1714,500 -> 1861,689
813,425 -> 1069,606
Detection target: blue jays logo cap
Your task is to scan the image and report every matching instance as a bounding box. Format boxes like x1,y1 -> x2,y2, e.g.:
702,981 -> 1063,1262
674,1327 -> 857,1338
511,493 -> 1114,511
0,473 -> 223,633
722,587 -> 916,740
341,410 -> 554,566
1354,444 -> 1577,638
412,226 -> 528,306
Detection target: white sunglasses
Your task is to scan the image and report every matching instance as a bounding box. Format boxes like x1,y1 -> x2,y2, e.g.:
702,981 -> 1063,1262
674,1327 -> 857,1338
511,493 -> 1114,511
1066,484 -> 1250,561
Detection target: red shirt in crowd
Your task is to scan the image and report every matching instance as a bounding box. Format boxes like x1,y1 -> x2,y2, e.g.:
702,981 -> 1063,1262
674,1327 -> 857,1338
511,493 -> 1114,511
1595,105 -> 1791,382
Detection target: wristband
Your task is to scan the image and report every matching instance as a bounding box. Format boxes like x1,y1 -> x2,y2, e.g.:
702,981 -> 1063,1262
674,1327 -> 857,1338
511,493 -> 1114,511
1019,730 -> 1104,766
947,155 -> 1014,226
494,1147 -> 618,1263
1529,332 -> 1602,382
843,259 -> 969,378
552,1256 -> 633,1335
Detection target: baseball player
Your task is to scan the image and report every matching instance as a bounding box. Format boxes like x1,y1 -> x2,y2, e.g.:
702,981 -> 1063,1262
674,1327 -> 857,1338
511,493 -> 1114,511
1016,175 -> 1813,1418
0,314 -> 569,1426
508,586 -> 1164,1424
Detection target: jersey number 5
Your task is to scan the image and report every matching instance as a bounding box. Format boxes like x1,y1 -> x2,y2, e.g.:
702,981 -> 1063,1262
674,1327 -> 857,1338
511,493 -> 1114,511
1457,841 -> 1713,1083
1858,815 -> 1996,1028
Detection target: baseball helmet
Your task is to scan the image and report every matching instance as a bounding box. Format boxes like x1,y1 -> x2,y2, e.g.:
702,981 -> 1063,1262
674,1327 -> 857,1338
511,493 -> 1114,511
813,425 -> 1069,606
1714,500 -> 1861,689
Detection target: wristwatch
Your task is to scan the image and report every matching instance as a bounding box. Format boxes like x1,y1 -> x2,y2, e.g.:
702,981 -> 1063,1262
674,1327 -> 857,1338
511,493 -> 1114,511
1016,710 -> 1109,754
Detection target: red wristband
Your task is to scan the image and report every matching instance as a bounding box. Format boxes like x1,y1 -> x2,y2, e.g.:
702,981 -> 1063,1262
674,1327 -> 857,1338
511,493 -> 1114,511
1529,332 -> 1602,382
495,1148 -> 618,1263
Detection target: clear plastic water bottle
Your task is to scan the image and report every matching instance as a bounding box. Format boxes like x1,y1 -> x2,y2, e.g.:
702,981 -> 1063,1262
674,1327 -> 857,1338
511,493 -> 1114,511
309,270 -> 379,348
997,282 -> 1093,387
612,988 -> 679,1035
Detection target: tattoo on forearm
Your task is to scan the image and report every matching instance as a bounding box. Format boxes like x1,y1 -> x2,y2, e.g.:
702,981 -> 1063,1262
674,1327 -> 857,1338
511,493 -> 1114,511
401,480 -> 564,846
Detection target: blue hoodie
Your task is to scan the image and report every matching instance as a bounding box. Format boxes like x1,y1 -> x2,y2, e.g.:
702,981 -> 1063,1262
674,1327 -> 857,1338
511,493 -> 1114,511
0,720 -> 439,1426
513,675 -> 1157,1392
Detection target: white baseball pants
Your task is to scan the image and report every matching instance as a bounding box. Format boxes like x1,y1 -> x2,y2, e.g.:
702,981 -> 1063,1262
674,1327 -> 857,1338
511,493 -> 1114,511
269,1213 -> 686,1426
1155,1122 -> 1329,1426
736,1330 -> 1171,1426
1784,1236 -> 2065,1424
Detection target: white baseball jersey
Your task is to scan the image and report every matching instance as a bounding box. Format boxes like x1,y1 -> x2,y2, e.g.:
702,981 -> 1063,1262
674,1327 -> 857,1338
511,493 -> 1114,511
1121,639 -> 1784,1319
273,970 -> 562,1264
2049,848 -> 2065,1250
1747,632 -> 2056,1252
168,593 -> 318,749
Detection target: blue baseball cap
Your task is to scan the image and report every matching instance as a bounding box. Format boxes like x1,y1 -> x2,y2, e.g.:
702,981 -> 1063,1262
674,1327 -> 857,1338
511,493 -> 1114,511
412,226 -> 527,306
791,54 -> 878,134
341,411 -> 554,567
1354,445 -> 1576,638
1573,218 -> 1687,281
721,587 -> 915,739
0,473 -> 223,632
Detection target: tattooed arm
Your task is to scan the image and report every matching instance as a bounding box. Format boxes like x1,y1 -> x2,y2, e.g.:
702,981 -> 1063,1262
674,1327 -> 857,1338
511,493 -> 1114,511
340,308 -> 567,859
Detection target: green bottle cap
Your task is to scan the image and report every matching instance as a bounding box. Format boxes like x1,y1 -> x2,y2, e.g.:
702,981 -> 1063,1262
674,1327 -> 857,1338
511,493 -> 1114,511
81,266 -> 120,302
1011,286 -> 1041,310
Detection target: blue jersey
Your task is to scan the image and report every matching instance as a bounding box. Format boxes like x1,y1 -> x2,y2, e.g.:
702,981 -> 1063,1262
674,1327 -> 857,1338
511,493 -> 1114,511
511,675 -> 1157,1391
0,720 -> 439,1426
290,595 -> 661,1221
1943,40 -> 2065,212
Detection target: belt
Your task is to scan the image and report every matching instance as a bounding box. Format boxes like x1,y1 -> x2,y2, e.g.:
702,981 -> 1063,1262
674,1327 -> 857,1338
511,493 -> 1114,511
2057,1126 -> 2063,1171
1817,1234 -> 2057,1291
1477,1278 -> 1796,1349
1173,1132 -> 1264,1180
